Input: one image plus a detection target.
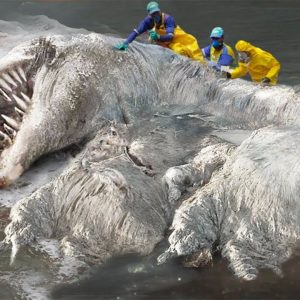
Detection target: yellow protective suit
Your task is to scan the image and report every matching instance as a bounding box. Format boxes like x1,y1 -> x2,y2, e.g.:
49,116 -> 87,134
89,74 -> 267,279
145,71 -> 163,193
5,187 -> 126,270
154,14 -> 204,63
230,40 -> 280,84
209,44 -> 236,64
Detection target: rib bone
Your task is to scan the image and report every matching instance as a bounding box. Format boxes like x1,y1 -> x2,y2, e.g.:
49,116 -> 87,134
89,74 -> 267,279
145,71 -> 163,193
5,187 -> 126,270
0,78 -> 12,92
9,69 -> 23,84
15,107 -> 25,117
17,66 -> 27,82
0,88 -> 12,102
21,92 -> 31,104
4,124 -> 17,137
12,94 -> 28,112
1,114 -> 20,130
2,73 -> 17,87
0,130 -> 12,145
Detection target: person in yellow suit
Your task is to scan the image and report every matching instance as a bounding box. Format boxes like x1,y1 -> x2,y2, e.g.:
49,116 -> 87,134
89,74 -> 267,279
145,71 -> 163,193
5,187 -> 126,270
114,1 -> 204,63
226,40 -> 280,85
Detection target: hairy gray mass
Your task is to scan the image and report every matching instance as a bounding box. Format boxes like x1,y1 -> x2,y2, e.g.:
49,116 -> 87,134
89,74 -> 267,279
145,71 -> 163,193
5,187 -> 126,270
159,126 -> 300,280
0,33 -> 300,293
2,123 -> 225,266
0,33 -> 299,185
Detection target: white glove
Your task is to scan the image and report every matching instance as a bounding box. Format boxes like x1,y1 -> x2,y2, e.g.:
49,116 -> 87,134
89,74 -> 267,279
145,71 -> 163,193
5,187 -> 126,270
220,66 -> 230,72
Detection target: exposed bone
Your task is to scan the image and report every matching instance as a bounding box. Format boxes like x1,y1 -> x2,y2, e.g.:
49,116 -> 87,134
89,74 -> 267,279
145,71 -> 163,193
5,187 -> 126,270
21,92 -> 31,104
0,130 -> 12,145
15,107 -> 25,117
1,114 -> 20,130
0,78 -> 12,92
9,69 -> 23,85
0,88 -> 12,102
12,94 -> 28,112
2,73 -> 18,87
4,124 -> 17,137
17,66 -> 27,82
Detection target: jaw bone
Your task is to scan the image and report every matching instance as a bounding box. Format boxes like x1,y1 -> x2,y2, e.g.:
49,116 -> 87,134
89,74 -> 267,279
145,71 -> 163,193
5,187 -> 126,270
0,131 -> 12,146
0,34 -> 166,187
1,115 -> 20,131
0,62 -> 31,158
3,124 -> 17,137
0,38 -> 54,186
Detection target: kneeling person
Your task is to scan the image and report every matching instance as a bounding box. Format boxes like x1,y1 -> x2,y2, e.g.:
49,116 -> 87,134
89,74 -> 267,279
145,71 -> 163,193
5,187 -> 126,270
115,1 -> 204,63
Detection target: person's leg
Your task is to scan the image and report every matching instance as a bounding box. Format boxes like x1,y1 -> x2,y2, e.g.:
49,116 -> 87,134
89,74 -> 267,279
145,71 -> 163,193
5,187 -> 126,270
184,36 -> 204,63
169,38 -> 204,63
168,42 -> 188,57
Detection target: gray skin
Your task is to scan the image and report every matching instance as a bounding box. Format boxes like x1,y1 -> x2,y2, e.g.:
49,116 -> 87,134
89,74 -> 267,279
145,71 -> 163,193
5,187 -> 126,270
0,33 -> 300,186
5,122 -> 300,282
1,33 -> 300,283
2,123 -> 226,266
158,126 -> 300,280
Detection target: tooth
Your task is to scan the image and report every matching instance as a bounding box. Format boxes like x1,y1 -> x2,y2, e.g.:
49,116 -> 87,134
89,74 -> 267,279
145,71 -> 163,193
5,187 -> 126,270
0,88 -> 12,102
9,69 -> 22,84
2,73 -> 17,87
20,92 -> 31,104
17,66 -> 27,82
4,124 -> 17,137
4,123 -> 13,133
0,130 -> 12,144
15,107 -> 25,117
0,78 -> 12,92
1,114 -> 20,130
12,94 -> 28,112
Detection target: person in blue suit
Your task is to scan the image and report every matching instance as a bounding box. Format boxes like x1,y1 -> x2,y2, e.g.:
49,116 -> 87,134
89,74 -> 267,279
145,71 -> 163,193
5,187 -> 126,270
202,27 -> 235,71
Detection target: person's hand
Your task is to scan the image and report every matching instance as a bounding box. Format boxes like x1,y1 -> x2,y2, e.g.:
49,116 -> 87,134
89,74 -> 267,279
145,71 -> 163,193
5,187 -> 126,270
149,30 -> 160,41
226,72 -> 231,79
207,61 -> 221,71
261,77 -> 271,85
220,71 -> 231,79
114,42 -> 128,51
220,66 -> 230,73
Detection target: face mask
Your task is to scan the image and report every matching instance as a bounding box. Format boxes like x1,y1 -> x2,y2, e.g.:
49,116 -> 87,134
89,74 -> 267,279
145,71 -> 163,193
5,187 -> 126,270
212,40 -> 222,48
153,14 -> 161,23
238,52 -> 250,63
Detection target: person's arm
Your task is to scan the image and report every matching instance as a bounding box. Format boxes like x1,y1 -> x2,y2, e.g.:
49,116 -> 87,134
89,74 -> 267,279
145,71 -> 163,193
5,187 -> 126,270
265,59 -> 280,81
157,14 -> 175,42
202,45 -> 211,59
125,16 -> 154,44
229,62 -> 248,79
218,53 -> 234,66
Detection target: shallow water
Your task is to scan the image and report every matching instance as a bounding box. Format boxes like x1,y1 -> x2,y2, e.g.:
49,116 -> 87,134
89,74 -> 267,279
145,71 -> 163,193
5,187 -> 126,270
0,0 -> 300,299
51,248 -> 300,300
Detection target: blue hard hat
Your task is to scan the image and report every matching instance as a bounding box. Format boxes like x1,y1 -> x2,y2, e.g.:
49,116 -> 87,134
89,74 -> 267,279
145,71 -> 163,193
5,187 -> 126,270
147,1 -> 160,14
210,27 -> 224,38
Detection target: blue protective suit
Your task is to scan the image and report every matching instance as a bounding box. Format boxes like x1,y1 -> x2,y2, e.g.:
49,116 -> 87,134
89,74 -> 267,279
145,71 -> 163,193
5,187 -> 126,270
202,43 -> 235,71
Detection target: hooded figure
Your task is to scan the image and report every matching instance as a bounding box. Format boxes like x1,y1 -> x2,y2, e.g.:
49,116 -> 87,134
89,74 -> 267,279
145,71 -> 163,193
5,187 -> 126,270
114,1 -> 204,63
228,40 -> 280,85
